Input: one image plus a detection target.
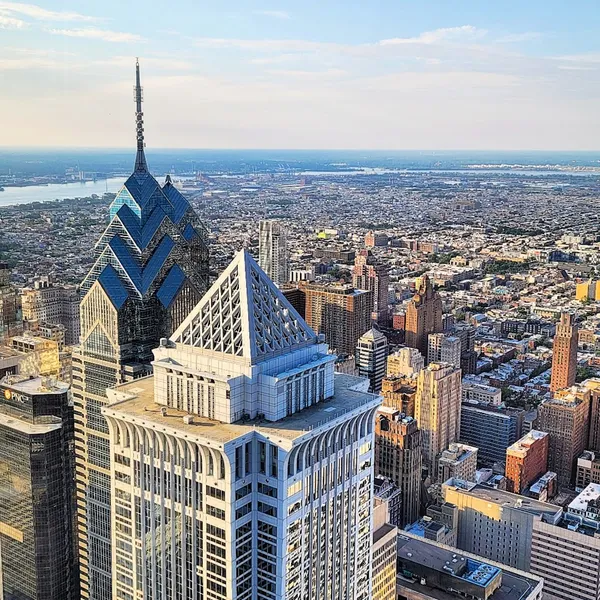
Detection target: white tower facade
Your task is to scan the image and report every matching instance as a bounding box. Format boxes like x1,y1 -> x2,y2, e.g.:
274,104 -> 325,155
259,220 -> 289,286
103,250 -> 380,600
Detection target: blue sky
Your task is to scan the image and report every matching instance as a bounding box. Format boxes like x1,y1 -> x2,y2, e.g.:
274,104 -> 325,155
1,0 -> 599,149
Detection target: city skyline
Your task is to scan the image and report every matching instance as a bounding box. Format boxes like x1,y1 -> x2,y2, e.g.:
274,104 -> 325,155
1,0 -> 599,150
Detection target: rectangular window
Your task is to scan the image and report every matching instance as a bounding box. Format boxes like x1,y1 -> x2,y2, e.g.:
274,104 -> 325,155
259,442 -> 266,474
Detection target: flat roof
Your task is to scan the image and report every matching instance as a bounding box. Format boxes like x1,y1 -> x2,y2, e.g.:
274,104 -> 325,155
1,375 -> 69,395
0,411 -> 61,435
569,483 -> 600,513
104,373 -> 380,448
445,481 -> 562,521
397,535 -> 541,600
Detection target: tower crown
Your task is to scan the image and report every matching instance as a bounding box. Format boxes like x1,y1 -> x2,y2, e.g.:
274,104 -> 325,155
134,59 -> 147,172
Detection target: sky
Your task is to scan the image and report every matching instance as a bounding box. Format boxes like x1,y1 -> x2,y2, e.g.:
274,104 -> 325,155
1,0 -> 600,150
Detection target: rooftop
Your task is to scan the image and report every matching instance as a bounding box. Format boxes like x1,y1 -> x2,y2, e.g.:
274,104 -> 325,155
104,372 -> 380,449
397,534 -> 542,600
568,483 -> 600,513
0,411 -> 61,435
1,375 -> 69,395
506,430 -> 548,456
443,479 -> 563,522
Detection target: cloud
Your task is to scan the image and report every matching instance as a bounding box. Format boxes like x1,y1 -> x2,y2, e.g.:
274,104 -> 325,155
0,13 -> 25,28
194,37 -> 335,52
496,32 -> 542,43
379,25 -> 487,46
0,1 -> 96,21
254,10 -> 291,20
48,27 -> 144,43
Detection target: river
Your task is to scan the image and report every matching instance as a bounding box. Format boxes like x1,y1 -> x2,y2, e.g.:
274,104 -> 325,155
0,177 -> 127,207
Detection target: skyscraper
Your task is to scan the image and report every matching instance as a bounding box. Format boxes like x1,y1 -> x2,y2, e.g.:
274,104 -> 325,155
0,375 -> 76,599
414,362 -> 462,475
404,274 -> 443,358
304,282 -> 372,356
102,250 -> 380,600
72,61 -> 209,600
0,262 -> 21,342
537,386 -> 590,486
352,249 -> 390,324
258,220 -> 289,286
550,312 -> 578,393
375,409 -> 422,527
356,327 -> 388,392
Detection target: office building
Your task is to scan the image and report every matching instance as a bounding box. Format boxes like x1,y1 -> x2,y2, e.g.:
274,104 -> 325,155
576,450 -> 600,490
527,471 -> 557,502
386,346 -> 424,377
21,276 -> 81,345
352,249 -> 390,323
396,533 -> 544,600
0,375 -> 76,599
372,495 -> 397,600
460,403 -> 524,464
584,378 -> 600,452
404,274 -> 443,357
373,477 -> 403,528
530,484 -> 600,600
258,220 -> 289,286
381,375 -> 417,416
415,363 -> 462,474
454,323 -> 478,375
102,249 -> 381,600
462,380 -> 502,405
437,443 -> 478,484
375,408 -> 422,527
72,61 -> 209,600
428,333 -> 462,369
550,312 -> 578,393
0,262 -> 21,342
537,385 -> 590,486
11,333 -> 61,378
304,282 -> 372,355
575,278 -> 600,302
505,431 -> 549,494
442,479 -> 562,571
356,327 -> 388,392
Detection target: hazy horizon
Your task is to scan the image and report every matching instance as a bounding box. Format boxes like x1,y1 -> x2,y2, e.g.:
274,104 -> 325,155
1,0 -> 599,150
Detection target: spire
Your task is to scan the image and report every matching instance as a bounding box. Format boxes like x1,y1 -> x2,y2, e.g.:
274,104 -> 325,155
134,58 -> 148,172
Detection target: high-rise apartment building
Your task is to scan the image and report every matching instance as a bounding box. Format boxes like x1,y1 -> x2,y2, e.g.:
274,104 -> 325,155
415,362 -> 462,474
428,333 -> 462,369
386,346 -> 424,377
352,249 -> 390,324
102,250 -> 380,600
0,375 -> 76,599
404,274 -> 443,357
0,262 -> 21,342
21,276 -> 81,345
304,282 -> 372,356
437,443 -> 478,484
72,61 -> 209,600
442,479 -> 562,572
505,430 -> 549,494
537,386 -> 590,486
550,312 -> 578,393
375,408 -> 422,527
258,220 -> 289,286
356,327 -> 388,392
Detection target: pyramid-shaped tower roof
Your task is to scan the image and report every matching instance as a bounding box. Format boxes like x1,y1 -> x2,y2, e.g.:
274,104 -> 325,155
171,250 -> 317,363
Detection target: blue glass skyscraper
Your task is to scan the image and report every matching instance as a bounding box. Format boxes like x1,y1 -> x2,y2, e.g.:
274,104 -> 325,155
72,60 -> 209,600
